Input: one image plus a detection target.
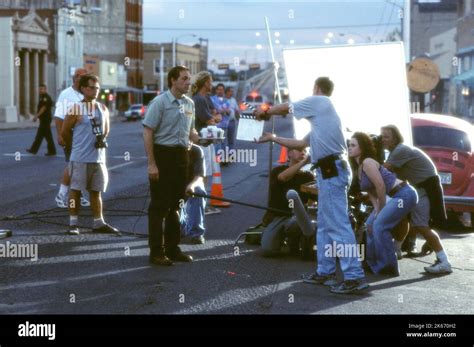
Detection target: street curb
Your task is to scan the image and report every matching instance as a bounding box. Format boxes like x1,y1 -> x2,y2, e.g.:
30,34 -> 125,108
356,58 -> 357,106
0,116 -> 122,131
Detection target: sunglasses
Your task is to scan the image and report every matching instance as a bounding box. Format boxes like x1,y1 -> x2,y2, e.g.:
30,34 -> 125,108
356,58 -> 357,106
87,86 -> 100,90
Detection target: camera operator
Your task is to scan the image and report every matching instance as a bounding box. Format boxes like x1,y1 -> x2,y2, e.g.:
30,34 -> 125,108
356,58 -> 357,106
61,74 -> 120,236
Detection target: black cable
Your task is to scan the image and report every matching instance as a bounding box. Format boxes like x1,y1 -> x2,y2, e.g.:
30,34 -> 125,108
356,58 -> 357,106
191,192 -> 292,216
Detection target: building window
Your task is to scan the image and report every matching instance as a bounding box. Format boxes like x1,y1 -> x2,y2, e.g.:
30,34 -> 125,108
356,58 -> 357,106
464,56 -> 471,72
154,59 -> 160,74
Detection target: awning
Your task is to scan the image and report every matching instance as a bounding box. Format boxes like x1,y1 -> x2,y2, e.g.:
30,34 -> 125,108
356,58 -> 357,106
453,69 -> 474,88
457,45 -> 474,56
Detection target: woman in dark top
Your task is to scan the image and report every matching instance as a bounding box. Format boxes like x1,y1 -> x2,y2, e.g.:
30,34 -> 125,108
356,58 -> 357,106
349,132 -> 418,276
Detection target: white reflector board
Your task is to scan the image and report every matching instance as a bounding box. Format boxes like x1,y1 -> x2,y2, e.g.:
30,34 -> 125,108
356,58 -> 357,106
283,42 -> 412,146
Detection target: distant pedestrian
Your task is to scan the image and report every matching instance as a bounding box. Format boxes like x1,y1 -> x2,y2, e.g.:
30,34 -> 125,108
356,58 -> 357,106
225,86 -> 240,154
53,68 -> 90,209
26,84 -> 56,156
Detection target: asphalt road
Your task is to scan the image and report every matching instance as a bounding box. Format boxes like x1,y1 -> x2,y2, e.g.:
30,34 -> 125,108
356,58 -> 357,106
0,117 -> 473,316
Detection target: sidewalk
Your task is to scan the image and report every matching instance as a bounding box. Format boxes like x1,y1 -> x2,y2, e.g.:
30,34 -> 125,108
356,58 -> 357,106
0,120 -> 42,131
0,115 -> 122,131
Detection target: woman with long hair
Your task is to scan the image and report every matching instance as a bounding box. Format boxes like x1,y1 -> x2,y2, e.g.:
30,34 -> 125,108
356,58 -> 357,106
349,132 -> 418,276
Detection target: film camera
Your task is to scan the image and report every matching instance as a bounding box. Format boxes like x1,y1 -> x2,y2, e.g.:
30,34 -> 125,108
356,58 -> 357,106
89,114 -> 108,149
370,134 -> 385,164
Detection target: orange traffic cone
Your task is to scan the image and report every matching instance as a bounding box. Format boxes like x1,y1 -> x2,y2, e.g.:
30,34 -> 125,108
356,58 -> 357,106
278,146 -> 288,164
210,154 -> 231,207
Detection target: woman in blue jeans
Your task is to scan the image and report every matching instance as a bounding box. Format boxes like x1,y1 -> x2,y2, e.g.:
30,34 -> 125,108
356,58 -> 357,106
349,132 -> 418,276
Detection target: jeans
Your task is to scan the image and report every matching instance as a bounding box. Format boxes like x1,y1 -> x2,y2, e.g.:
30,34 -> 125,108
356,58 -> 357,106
365,184 -> 418,274
180,186 -> 206,238
286,189 -> 315,237
316,160 -> 365,280
227,118 -> 237,151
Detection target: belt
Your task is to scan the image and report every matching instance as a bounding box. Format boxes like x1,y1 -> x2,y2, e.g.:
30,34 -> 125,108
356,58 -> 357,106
388,181 -> 407,198
311,153 -> 344,170
154,144 -> 187,152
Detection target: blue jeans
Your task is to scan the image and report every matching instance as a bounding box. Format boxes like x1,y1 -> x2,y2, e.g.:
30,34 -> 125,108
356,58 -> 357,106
227,118 -> 237,151
365,184 -> 418,274
316,160 -> 365,280
180,186 -> 206,238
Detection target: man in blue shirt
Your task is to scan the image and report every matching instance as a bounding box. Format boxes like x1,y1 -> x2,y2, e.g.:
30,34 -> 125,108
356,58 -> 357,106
255,77 -> 368,294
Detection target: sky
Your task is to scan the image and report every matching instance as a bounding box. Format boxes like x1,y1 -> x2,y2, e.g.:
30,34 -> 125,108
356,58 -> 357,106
142,0 -> 406,65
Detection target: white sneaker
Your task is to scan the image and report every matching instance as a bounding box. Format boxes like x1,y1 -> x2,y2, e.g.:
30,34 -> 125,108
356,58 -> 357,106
424,259 -> 452,274
80,197 -> 90,207
55,194 -> 68,209
395,247 -> 403,260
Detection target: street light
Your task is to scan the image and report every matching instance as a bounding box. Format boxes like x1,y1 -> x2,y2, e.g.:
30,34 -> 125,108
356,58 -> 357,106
172,34 -> 197,67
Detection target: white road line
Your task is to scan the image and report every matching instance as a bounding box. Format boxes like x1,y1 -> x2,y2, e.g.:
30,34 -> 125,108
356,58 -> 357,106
108,161 -> 135,171
3,153 -> 146,160
2,153 -> 65,158
111,155 -> 147,159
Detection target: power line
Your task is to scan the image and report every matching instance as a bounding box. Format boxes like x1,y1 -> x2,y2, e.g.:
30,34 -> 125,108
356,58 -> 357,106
382,2 -> 396,39
52,21 -> 402,32
373,1 -> 388,39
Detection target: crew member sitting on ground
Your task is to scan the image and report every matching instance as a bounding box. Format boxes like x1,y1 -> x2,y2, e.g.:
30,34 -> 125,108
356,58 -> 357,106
257,146 -> 314,257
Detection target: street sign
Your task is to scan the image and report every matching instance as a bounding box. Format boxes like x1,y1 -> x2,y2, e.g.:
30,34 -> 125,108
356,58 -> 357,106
407,57 -> 440,93
218,64 -> 230,70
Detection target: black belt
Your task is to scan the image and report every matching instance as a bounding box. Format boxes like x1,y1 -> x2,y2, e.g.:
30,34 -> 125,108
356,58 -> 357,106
154,144 -> 187,152
388,181 -> 407,197
311,154 -> 344,170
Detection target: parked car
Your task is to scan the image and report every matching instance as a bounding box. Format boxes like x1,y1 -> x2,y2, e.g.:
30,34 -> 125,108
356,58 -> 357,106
411,113 -> 474,219
239,91 -> 271,112
123,104 -> 146,121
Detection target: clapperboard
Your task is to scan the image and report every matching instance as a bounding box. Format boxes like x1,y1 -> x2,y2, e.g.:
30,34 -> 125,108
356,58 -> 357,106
236,102 -> 264,141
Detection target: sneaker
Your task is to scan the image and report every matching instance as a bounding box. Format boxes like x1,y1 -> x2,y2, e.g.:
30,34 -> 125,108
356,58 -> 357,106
301,272 -> 338,286
55,194 -> 68,209
44,152 -> 56,156
395,247 -> 403,260
80,197 -> 90,207
92,224 -> 122,236
190,235 -> 205,244
26,148 -> 36,155
405,247 -> 419,258
204,206 -> 221,215
330,279 -> 370,294
424,259 -> 452,274
67,225 -> 80,235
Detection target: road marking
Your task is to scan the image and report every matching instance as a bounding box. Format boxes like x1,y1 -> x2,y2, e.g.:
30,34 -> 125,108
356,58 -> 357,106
3,153 -> 65,158
108,161 -> 135,171
111,155 -> 147,159
3,153 -> 146,160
